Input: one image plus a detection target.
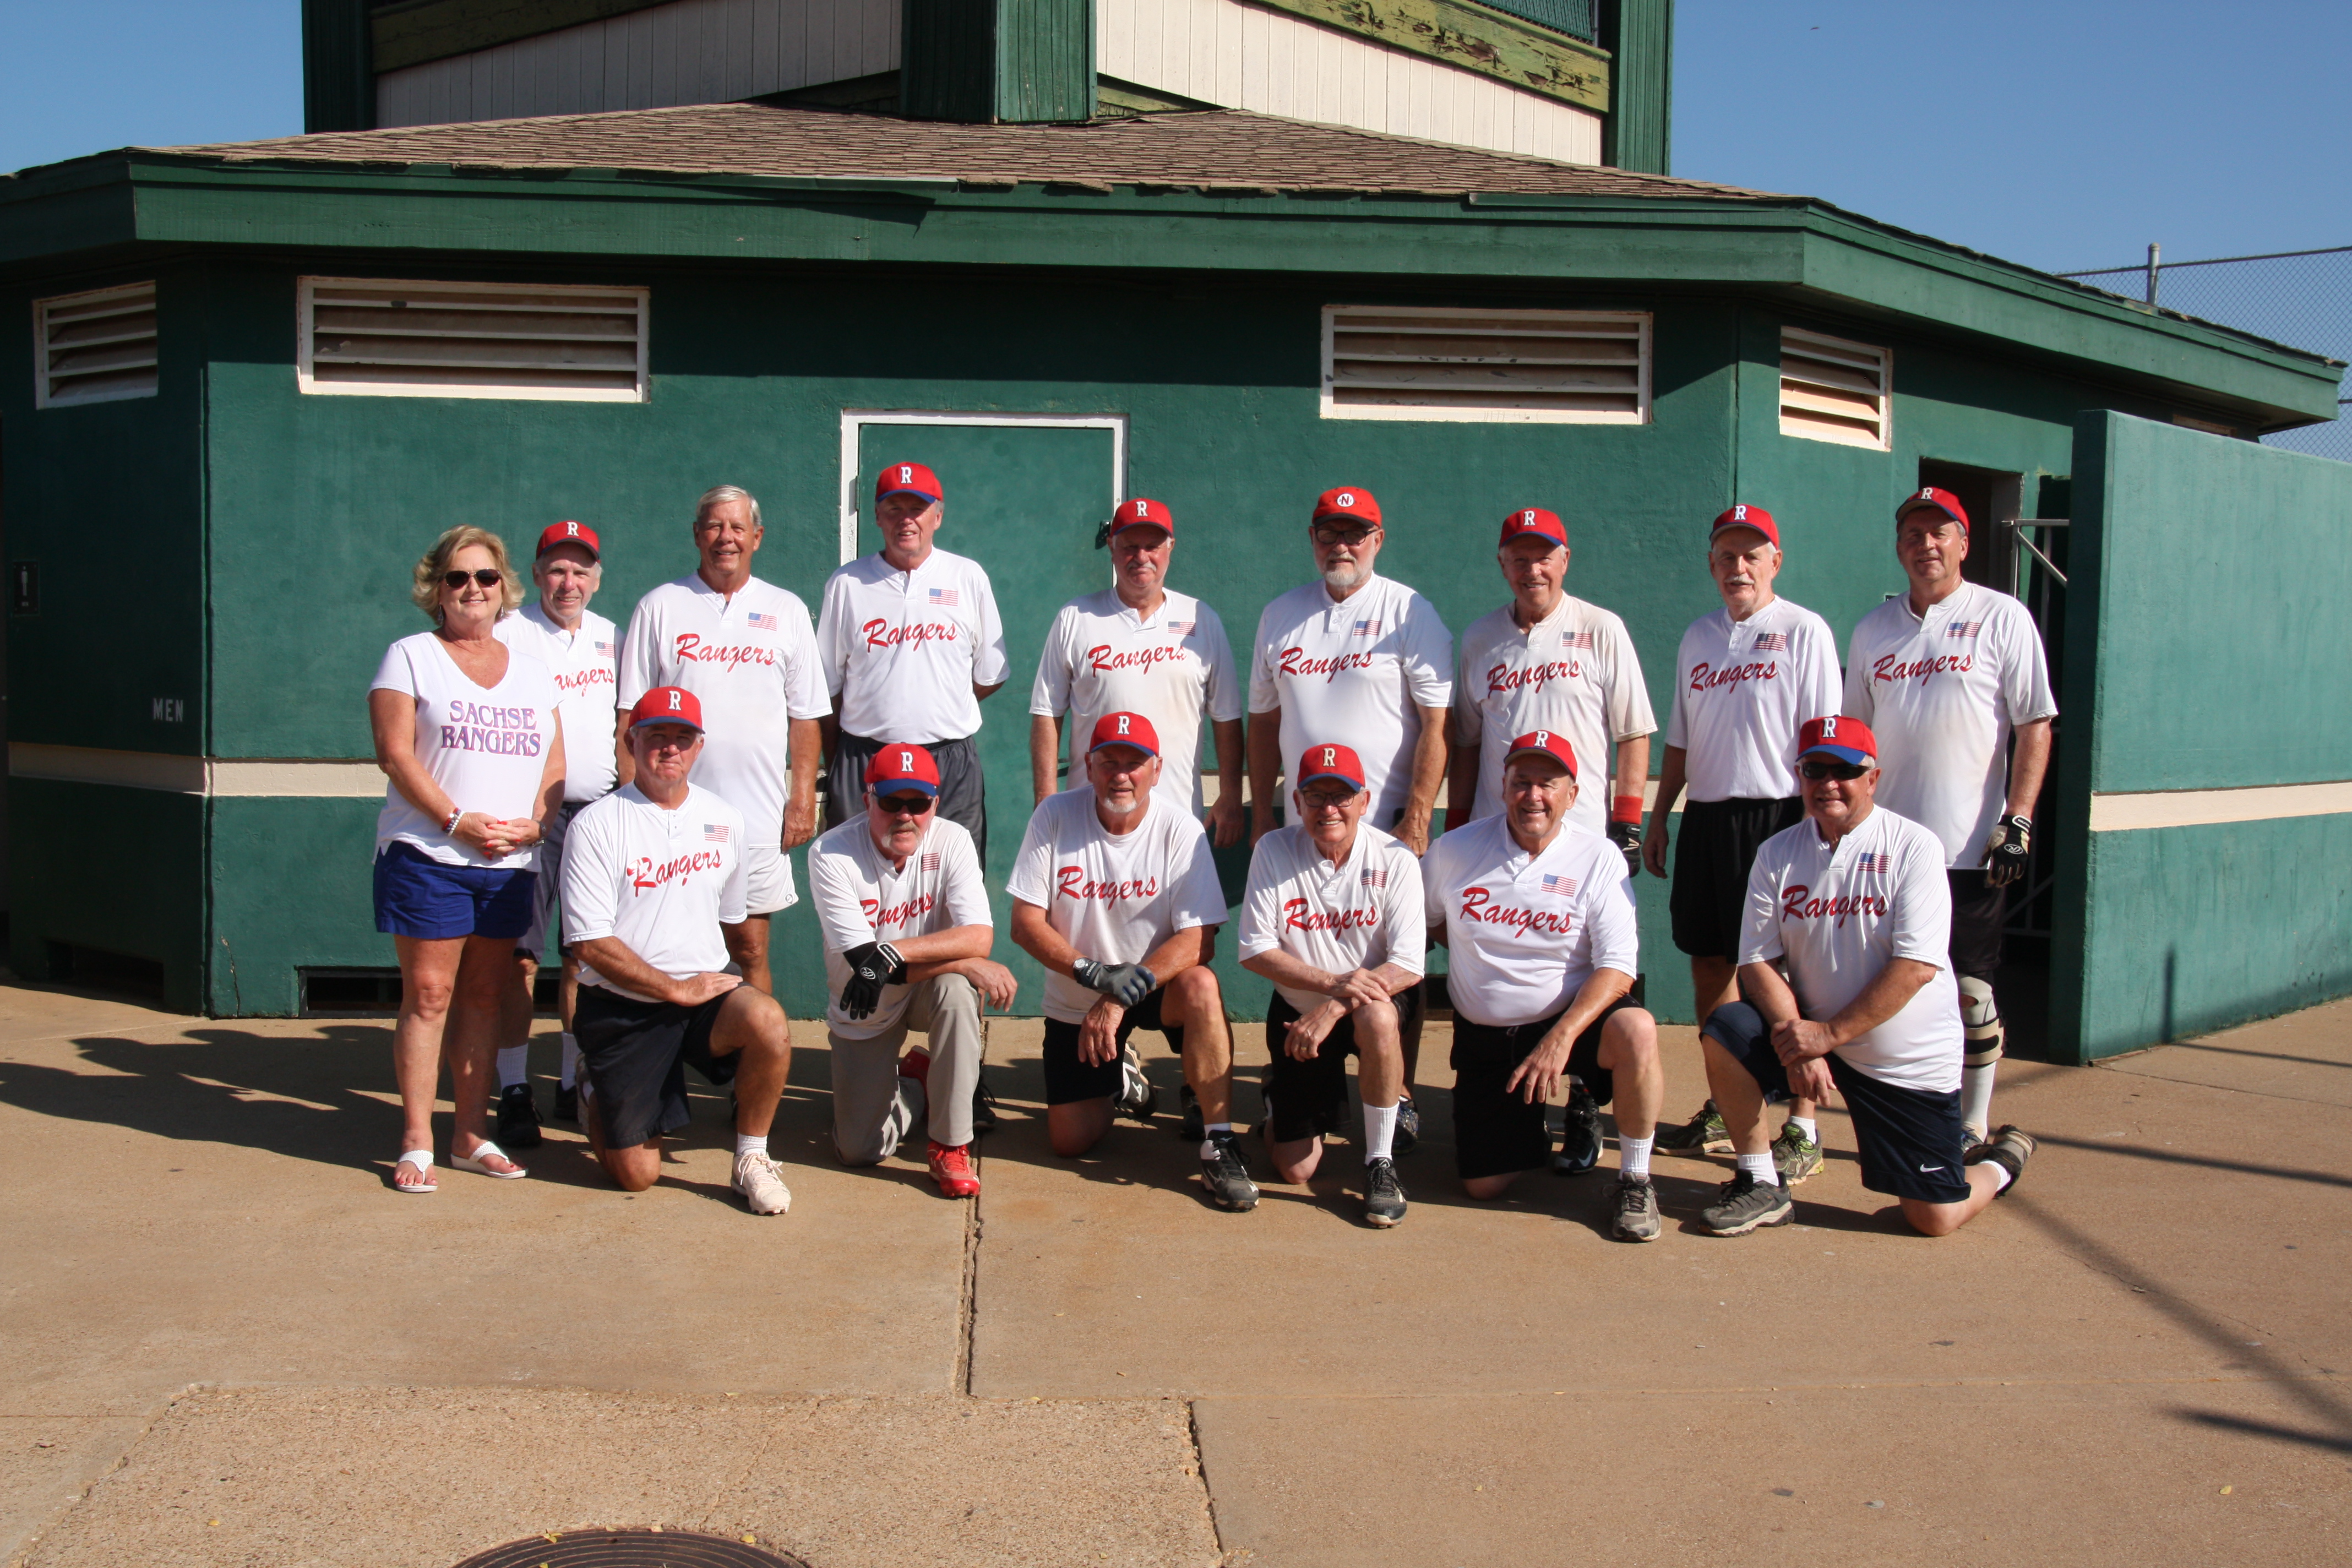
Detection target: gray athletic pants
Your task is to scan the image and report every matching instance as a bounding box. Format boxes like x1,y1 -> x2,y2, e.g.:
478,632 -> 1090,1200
829,971 -> 984,1161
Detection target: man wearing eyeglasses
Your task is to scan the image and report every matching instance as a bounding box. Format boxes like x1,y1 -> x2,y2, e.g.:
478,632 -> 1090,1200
808,743 -> 1015,1200
616,484 -> 829,997
1841,487 -> 2055,1147
1009,712 -> 1256,1211
1246,486 -> 1452,1148
1237,743 -> 1424,1227
560,688 -> 797,1216
1694,716 -> 2034,1239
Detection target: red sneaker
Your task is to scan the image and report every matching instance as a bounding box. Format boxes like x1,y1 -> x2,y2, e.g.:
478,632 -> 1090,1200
927,1139 -> 979,1199
899,1046 -> 932,1091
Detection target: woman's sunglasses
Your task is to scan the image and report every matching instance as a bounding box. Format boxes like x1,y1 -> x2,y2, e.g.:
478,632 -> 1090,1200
442,568 -> 503,590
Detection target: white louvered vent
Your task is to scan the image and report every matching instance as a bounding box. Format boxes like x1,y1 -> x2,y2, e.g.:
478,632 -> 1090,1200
34,282 -> 158,408
1321,306 -> 1650,423
1779,326 -> 1891,449
298,277 -> 648,401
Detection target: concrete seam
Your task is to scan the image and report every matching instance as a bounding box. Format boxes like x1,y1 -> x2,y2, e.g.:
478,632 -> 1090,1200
4,1381 -> 199,1568
955,1017 -> 987,1398
2087,1068 -> 2352,1109
1183,1399 -> 1235,1564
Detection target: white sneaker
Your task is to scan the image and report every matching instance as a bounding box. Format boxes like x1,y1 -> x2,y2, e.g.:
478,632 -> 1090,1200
732,1151 -> 793,1215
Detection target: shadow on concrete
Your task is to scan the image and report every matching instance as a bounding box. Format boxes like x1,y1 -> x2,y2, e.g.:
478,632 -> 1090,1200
2028,1133 -> 2352,1191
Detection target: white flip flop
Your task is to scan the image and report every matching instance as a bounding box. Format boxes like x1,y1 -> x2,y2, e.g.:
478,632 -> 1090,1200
394,1150 -> 438,1194
452,1140 -> 527,1180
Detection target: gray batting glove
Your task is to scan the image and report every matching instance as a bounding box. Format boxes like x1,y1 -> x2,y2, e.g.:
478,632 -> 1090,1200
1072,959 -> 1157,1009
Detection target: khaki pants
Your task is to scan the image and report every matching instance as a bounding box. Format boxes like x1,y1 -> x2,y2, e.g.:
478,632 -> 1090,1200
830,971 -> 984,1162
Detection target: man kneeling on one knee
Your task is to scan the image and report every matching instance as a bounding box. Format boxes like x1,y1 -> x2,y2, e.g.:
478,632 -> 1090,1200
560,688 -> 796,1214
809,742 -> 1016,1199
1423,729 -> 1667,1241
1008,711 -> 1258,1212
1697,716 -> 2034,1239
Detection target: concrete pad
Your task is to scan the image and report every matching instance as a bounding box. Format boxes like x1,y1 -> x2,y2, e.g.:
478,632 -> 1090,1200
1194,1379 -> 2352,1567
2100,996 -> 2352,1108
20,1386 -> 1219,1568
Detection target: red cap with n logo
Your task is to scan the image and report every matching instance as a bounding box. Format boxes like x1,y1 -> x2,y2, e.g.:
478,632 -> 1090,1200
1295,743 -> 1365,793
1087,711 -> 1161,759
629,687 -> 704,732
1311,487 -> 1381,527
864,742 -> 941,797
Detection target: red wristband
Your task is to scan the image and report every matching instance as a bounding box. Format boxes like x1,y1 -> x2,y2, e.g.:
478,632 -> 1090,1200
1610,795 -> 1645,824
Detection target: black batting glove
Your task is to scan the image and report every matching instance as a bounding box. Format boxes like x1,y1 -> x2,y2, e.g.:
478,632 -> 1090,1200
1072,958 -> 1157,1009
1981,814 -> 2033,888
839,940 -> 908,1020
1607,818 -> 1643,876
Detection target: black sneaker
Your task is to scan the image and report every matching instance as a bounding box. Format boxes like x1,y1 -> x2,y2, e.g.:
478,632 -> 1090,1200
1700,1170 -> 1794,1236
1363,1157 -> 1407,1228
1392,1095 -> 1420,1156
1552,1085 -> 1600,1175
1117,1043 -> 1156,1121
971,1068 -> 1000,1135
1656,1099 -> 1733,1154
1965,1124 -> 2035,1196
495,1082 -> 543,1150
1199,1130 -> 1260,1211
1611,1174 -> 1662,1242
1179,1082 -> 1204,1141
553,1083 -> 579,1124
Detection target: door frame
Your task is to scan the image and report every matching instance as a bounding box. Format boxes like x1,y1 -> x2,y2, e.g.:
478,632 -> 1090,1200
836,409 -> 1130,563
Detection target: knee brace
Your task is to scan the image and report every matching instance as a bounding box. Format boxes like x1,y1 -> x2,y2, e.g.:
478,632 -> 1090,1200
1958,976 -> 2004,1069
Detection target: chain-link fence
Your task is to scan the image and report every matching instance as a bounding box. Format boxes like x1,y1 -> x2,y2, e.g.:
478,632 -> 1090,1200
2057,244 -> 2350,462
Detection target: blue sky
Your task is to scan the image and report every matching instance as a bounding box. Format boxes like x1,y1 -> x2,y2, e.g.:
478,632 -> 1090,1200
1,0 -> 2344,277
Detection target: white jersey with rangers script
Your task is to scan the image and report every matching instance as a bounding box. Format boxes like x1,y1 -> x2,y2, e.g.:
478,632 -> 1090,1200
561,782 -> 749,1004
1739,805 -> 1962,1091
1237,822 -> 1425,1014
1030,587 -> 1242,813
817,548 -> 1009,744
497,601 -> 619,804
808,814 -> 992,1041
1663,597 -> 1842,802
1422,814 -> 1637,1028
1006,788 -> 1228,1025
1246,574 -> 1453,822
370,632 -> 560,870
1842,582 -> 2057,867
1451,596 -> 1655,833
616,574 -> 829,850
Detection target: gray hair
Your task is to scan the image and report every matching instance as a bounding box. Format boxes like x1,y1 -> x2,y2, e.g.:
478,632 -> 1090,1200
696,484 -> 761,528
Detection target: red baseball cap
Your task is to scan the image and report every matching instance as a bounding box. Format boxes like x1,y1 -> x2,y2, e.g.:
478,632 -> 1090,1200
1502,729 -> 1577,780
1499,507 -> 1567,549
875,461 -> 943,505
1311,487 -> 1381,527
1087,711 -> 1160,759
1797,715 -> 1878,766
536,520 -> 600,560
1109,497 -> 1174,538
629,687 -> 704,732
1898,486 -> 1969,532
1711,503 -> 1779,548
864,742 -> 941,798
1295,743 -> 1366,793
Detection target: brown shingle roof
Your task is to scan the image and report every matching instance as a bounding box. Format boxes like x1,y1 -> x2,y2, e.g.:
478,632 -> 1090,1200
145,102 -> 1785,200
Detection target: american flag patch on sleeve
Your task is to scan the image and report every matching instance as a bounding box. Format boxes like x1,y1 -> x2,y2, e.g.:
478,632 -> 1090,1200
704,824 -> 731,843
1947,620 -> 1983,639
1165,620 -> 1194,636
1351,618 -> 1382,638
928,587 -> 961,607
746,611 -> 779,631
1853,851 -> 1892,874
1752,631 -> 1789,651
921,851 -> 942,872
1561,630 -> 1596,650
1539,872 -> 1579,896
594,640 -> 616,656
1360,866 -> 1387,889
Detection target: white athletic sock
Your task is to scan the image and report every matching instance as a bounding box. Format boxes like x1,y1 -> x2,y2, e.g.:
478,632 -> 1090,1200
1738,1151 -> 1780,1187
734,1131 -> 768,1160
558,1033 -> 580,1089
1201,1121 -> 1233,1161
1363,1101 -> 1400,1163
496,1044 -> 529,1089
1619,1135 -> 1654,1181
1961,1065 -> 1996,1137
1788,1115 -> 1818,1143
1985,1159 -> 2015,1193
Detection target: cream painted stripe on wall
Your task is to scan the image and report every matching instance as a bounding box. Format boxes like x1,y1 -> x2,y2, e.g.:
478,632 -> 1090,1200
2087,780 -> 2352,832
9,744 -> 385,798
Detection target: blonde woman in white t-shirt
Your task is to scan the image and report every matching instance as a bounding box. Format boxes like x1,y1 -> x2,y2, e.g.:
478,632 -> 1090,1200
368,527 -> 565,1194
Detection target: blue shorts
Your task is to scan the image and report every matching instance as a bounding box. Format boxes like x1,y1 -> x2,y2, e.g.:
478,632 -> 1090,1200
373,842 -> 537,941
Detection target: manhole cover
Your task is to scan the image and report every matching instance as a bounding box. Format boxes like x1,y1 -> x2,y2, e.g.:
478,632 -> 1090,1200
451,1528 -> 807,1568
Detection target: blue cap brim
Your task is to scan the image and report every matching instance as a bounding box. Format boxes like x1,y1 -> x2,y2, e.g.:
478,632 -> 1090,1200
1089,743 -> 1158,760
869,778 -> 939,797
1296,771 -> 1363,793
877,488 -> 941,506
1799,743 -> 1873,766
631,716 -> 701,732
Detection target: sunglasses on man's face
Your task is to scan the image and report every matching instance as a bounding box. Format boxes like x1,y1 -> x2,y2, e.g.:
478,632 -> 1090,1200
442,568 -> 503,590
1313,525 -> 1378,547
1799,759 -> 1869,782
876,793 -> 935,817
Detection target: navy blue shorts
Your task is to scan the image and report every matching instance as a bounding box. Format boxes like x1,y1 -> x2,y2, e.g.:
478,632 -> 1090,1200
1701,1000 -> 1970,1204
372,841 -> 537,941
1041,988 -> 1183,1107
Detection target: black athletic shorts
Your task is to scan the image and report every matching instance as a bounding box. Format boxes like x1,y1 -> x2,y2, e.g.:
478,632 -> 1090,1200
1263,984 -> 1425,1144
1946,869 -> 2006,982
827,730 -> 987,863
573,983 -> 738,1150
1041,987 -> 1184,1107
1671,796 -> 1803,962
1701,999 -> 1970,1204
1447,982 -> 1638,1181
